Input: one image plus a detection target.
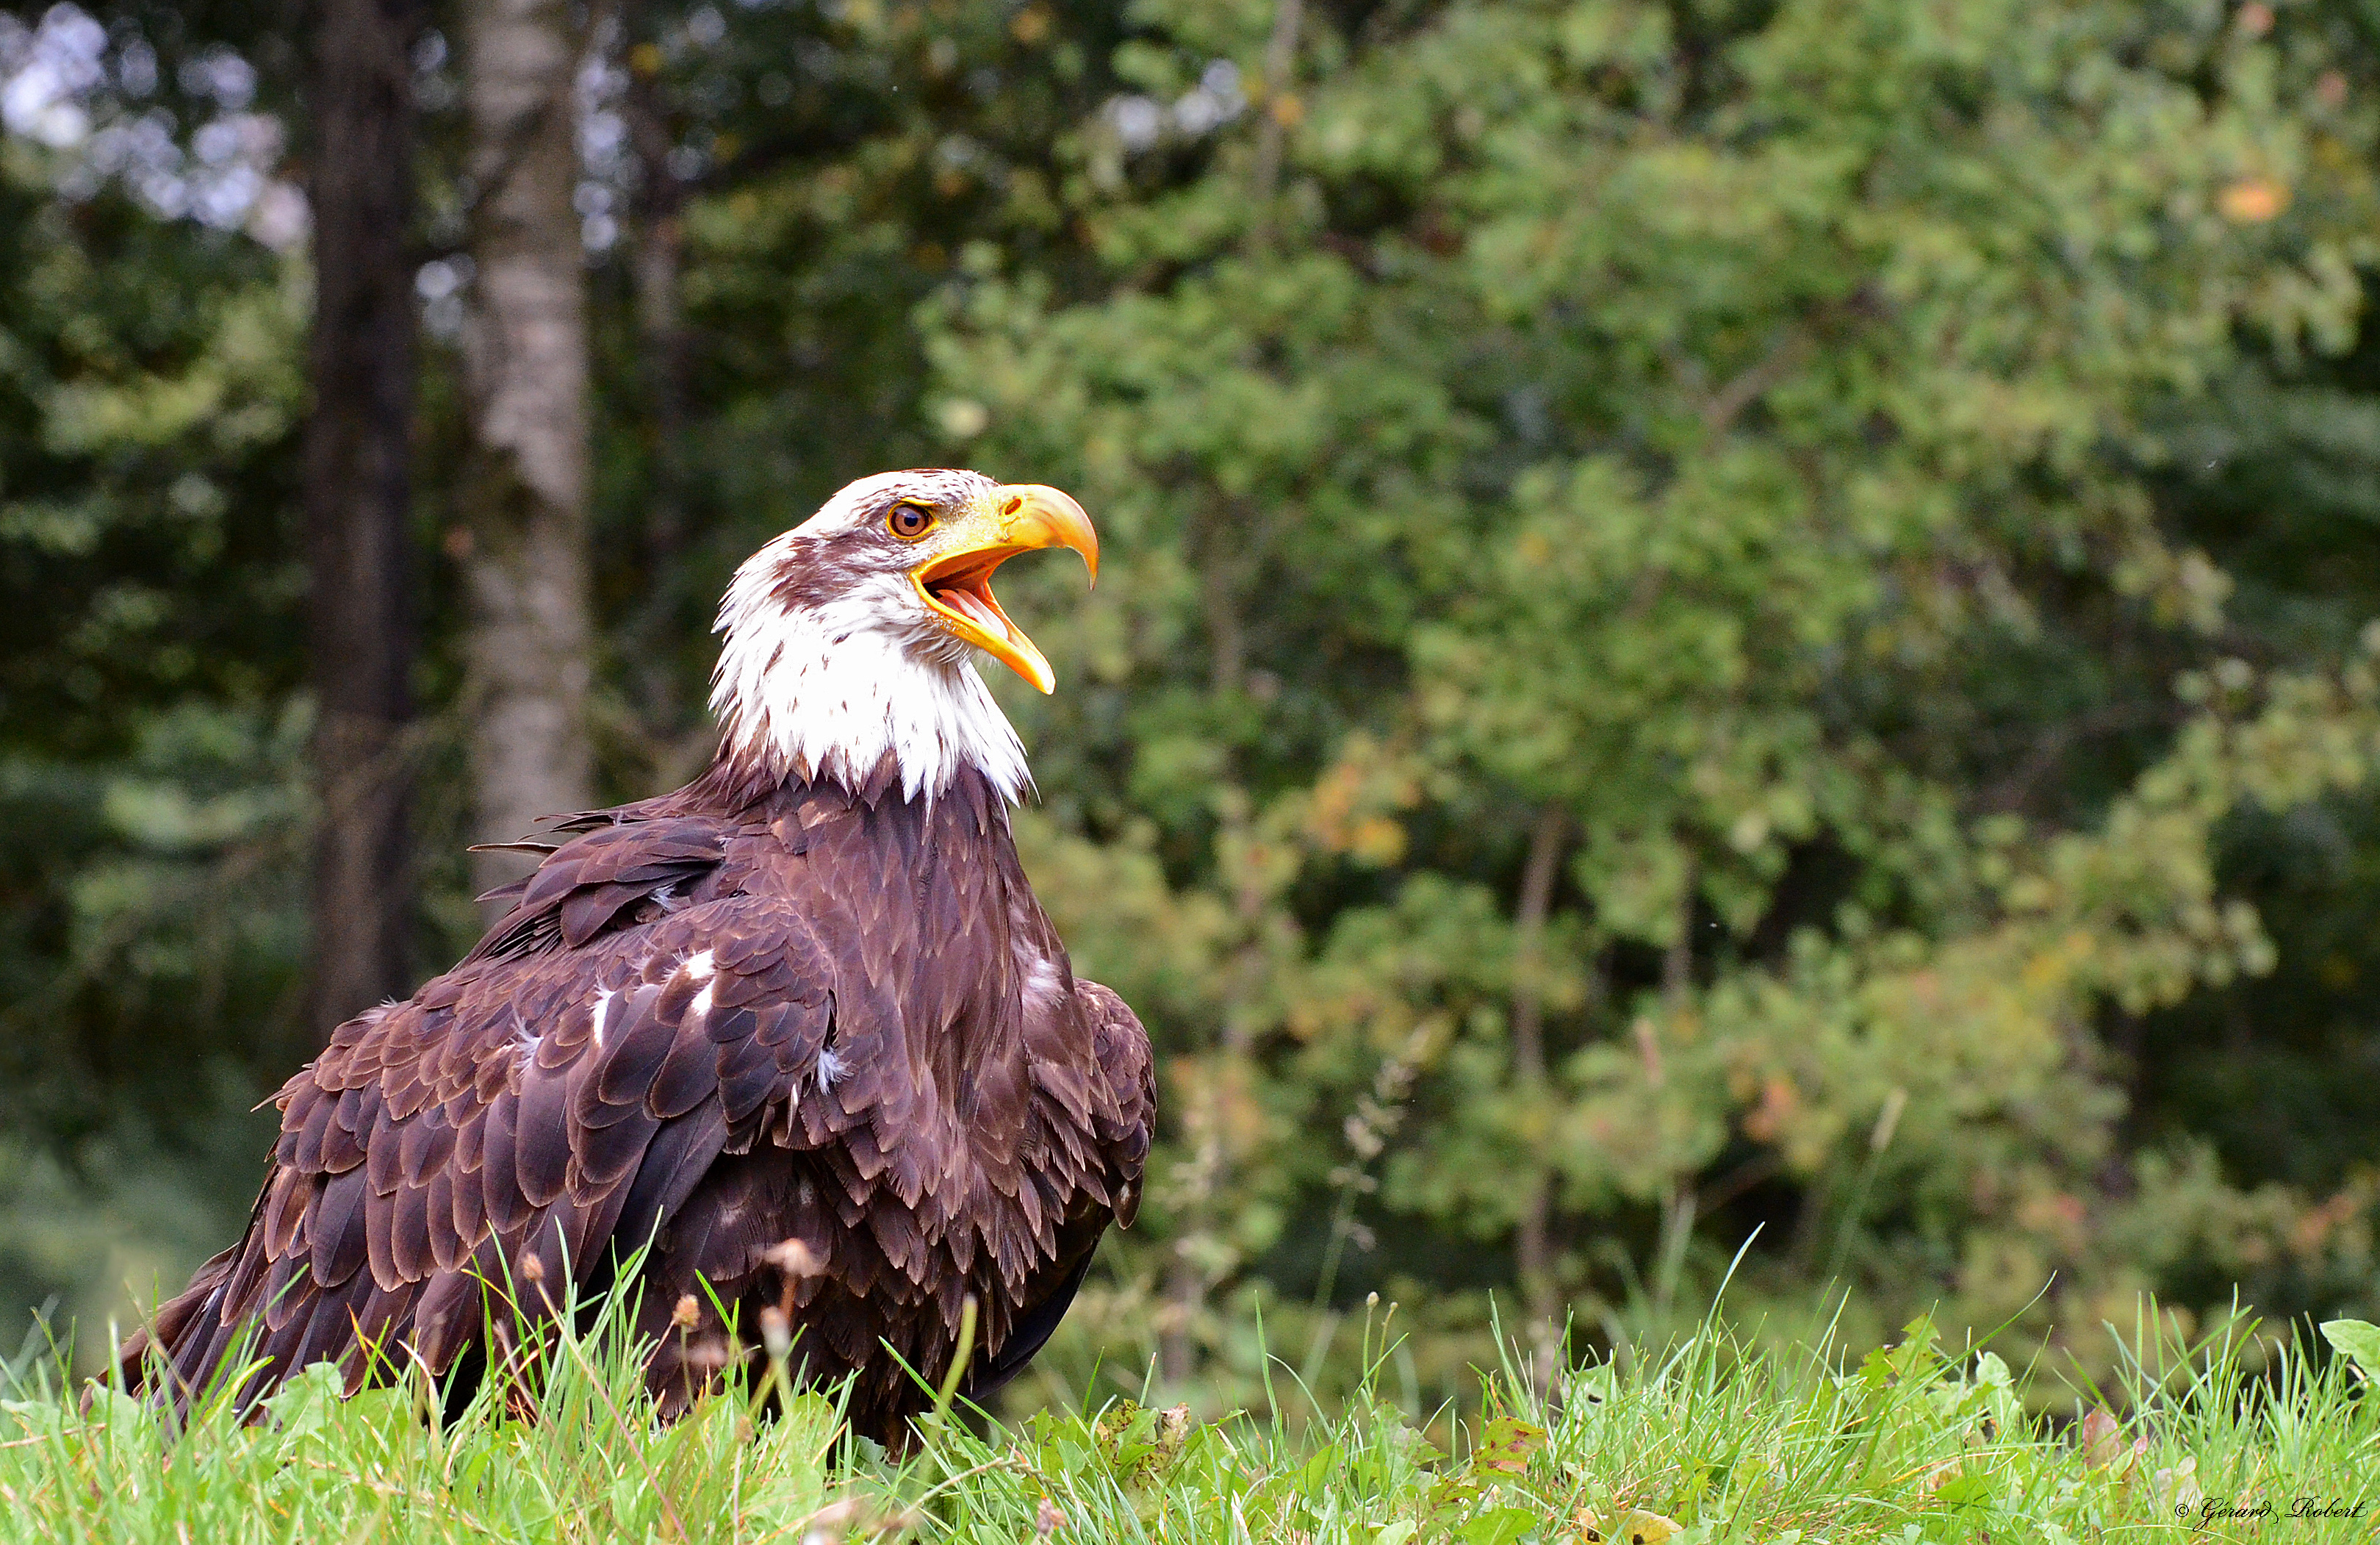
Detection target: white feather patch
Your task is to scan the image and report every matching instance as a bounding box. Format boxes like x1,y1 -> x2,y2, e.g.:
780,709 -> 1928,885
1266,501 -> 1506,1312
1020,953 -> 1064,1011
709,475 -> 1033,803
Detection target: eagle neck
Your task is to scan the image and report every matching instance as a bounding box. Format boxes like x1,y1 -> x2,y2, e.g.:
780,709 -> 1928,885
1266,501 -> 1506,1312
708,552 -> 1033,805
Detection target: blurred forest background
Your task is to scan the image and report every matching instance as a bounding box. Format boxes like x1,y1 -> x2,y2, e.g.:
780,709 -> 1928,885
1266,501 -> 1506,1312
7,0 -> 2380,1416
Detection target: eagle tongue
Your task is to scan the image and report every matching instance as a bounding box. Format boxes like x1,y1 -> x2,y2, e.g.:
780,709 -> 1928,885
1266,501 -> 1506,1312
945,584 -> 1009,640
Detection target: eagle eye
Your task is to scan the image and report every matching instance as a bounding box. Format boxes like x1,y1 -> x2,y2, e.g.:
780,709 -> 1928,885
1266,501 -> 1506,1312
887,501 -> 935,540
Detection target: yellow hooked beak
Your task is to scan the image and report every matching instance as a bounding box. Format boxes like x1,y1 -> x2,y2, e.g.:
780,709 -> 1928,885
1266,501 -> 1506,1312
910,484 -> 1099,693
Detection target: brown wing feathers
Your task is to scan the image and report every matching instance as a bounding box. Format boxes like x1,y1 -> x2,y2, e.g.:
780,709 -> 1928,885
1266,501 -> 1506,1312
122,772 -> 1155,1443
468,817 -> 730,962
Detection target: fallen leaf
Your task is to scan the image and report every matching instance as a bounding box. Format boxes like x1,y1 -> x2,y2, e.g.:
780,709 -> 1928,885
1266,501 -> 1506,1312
2078,1408 -> 2125,1468
1575,1509 -> 1683,1544
1473,1415 -> 1547,1476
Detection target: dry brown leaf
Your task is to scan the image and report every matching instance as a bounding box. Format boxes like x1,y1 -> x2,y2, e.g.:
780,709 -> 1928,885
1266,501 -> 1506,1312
2078,1408 -> 2124,1468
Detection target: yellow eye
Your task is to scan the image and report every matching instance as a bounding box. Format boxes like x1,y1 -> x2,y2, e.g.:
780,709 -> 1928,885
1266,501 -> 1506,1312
888,502 -> 935,540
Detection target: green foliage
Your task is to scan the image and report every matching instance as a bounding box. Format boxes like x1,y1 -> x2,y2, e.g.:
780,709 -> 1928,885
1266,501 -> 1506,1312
919,0 -> 2380,1392
2317,1316 -> 2380,1380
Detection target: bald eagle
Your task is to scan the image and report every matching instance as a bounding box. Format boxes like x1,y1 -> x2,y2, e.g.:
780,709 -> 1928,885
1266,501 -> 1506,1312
122,470 -> 1154,1444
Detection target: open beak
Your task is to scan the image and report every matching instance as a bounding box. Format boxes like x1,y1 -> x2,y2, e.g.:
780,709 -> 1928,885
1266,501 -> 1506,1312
910,484 -> 1098,693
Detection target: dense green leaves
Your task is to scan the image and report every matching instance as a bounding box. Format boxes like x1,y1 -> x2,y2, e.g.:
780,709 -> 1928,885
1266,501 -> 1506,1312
925,0 -> 2380,1390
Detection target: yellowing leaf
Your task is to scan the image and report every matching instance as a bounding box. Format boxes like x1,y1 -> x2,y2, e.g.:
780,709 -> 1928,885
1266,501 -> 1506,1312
1472,1415 -> 1547,1475
1576,1508 -> 1685,1544
2218,179 -> 2288,223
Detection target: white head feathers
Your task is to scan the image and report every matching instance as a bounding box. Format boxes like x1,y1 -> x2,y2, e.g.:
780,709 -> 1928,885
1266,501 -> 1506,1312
708,470 -> 1034,803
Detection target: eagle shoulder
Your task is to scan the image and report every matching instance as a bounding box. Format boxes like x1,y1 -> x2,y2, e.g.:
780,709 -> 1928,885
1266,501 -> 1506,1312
465,812 -> 739,962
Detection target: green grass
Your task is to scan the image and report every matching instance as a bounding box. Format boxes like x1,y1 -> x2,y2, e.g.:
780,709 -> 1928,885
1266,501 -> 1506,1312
4,1287 -> 2376,1543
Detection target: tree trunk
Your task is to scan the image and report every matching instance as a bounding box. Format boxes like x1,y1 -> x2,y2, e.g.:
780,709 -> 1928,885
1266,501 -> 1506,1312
303,0 -> 421,1041
459,0 -> 594,895
1510,803 -> 1567,1322
1661,853 -> 1698,1008
1247,0 -> 1304,251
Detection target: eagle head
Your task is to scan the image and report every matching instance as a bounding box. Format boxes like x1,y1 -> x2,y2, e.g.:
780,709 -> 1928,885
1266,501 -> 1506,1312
710,470 -> 1099,803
